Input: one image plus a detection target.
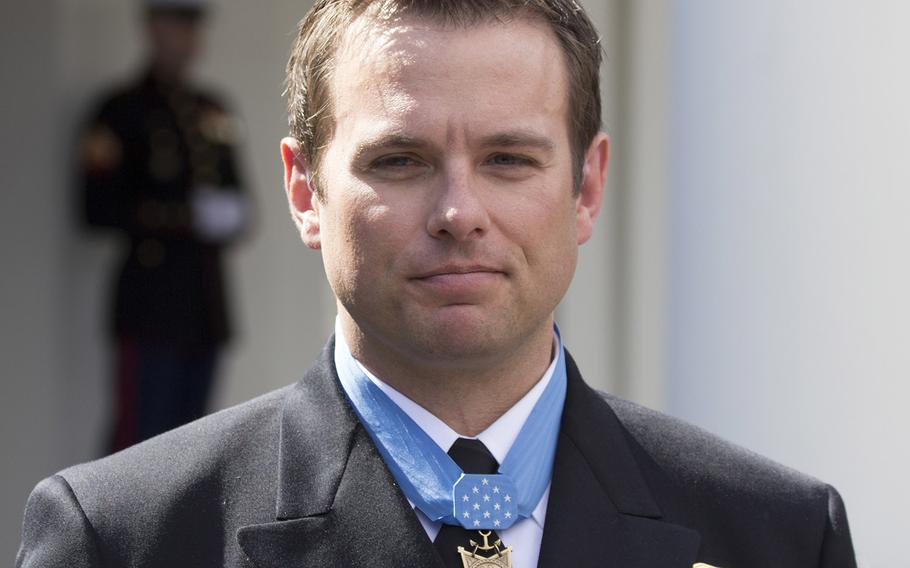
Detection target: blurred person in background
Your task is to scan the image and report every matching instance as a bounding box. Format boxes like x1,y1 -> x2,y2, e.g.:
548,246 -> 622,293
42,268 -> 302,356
78,0 -> 250,453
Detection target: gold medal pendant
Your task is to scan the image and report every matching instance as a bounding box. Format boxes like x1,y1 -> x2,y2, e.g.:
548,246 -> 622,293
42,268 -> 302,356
457,530 -> 513,568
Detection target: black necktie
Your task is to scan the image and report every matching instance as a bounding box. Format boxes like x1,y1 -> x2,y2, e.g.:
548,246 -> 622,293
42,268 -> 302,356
433,438 -> 505,568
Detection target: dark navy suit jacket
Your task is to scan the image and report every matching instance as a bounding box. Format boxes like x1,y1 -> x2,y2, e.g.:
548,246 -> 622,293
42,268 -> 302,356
17,338 -> 856,567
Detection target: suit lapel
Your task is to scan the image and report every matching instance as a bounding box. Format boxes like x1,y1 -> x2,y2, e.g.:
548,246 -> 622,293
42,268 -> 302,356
537,353 -> 701,567
237,338 -> 442,568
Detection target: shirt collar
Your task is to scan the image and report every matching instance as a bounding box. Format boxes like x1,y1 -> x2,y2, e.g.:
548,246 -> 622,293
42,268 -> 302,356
334,318 -> 557,528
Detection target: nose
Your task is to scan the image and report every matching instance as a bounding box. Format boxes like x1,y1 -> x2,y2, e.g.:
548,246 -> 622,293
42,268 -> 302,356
426,167 -> 490,241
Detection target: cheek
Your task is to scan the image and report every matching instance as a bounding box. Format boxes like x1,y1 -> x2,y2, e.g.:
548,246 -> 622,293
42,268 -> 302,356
502,190 -> 577,261
316,199 -> 365,296
320,195 -> 402,290
509,194 -> 579,299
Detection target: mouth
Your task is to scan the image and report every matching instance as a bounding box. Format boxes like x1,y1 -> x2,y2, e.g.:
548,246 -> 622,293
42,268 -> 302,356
412,264 -> 505,279
409,264 -> 507,297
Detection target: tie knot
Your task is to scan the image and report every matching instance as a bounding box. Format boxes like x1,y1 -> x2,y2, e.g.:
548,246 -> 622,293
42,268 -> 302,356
448,437 -> 498,474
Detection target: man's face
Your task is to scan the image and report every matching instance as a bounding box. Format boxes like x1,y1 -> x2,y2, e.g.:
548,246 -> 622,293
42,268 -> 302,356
287,16 -> 607,367
147,12 -> 203,78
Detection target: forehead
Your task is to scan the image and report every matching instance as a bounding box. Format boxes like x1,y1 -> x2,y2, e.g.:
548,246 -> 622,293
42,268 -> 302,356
328,14 -> 570,146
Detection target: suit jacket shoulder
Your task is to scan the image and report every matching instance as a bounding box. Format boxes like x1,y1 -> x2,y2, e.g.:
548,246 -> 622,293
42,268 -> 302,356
597,391 -> 856,566
18,386 -> 292,568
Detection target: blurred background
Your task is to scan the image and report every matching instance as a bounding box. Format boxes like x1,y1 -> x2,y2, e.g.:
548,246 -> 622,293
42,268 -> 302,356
1,0 -> 907,565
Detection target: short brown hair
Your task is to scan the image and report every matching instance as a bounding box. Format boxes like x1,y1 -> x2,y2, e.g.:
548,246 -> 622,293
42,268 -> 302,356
285,0 -> 602,195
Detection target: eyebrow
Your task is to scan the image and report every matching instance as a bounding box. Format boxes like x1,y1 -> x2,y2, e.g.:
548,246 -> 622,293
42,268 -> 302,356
352,134 -> 432,163
351,129 -> 556,162
478,130 -> 556,154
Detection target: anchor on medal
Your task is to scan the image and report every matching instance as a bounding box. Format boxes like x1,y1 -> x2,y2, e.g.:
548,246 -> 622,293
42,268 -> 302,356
457,530 -> 513,568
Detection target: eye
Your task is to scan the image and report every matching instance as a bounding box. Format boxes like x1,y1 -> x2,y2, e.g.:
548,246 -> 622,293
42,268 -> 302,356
372,155 -> 421,168
482,153 -> 540,181
366,154 -> 429,180
486,153 -> 535,167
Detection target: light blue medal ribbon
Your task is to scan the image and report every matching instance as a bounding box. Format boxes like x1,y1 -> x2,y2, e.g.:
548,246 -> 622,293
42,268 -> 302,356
335,327 -> 567,530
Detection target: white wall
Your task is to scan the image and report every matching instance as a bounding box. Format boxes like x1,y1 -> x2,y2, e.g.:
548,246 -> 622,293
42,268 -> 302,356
668,2 -> 910,565
0,1 -> 71,562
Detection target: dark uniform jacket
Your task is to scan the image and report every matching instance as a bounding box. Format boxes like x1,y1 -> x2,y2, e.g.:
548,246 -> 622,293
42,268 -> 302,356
17,339 -> 857,567
80,71 -> 247,346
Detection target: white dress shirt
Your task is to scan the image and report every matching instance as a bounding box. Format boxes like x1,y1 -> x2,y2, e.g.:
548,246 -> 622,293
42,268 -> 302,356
335,321 -> 556,568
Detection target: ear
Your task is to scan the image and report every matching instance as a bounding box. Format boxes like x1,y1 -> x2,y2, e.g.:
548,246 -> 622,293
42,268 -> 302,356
575,132 -> 609,245
281,137 -> 321,249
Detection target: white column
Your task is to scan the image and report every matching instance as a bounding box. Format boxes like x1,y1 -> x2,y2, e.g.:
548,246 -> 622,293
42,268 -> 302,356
559,0 -> 623,393
668,2 -> 910,565
561,0 -> 669,408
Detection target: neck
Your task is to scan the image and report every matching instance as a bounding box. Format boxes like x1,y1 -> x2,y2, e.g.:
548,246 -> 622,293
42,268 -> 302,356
340,312 -> 555,437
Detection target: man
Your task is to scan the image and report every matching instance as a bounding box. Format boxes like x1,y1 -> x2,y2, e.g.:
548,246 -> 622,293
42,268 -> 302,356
79,0 -> 249,452
18,1 -> 856,566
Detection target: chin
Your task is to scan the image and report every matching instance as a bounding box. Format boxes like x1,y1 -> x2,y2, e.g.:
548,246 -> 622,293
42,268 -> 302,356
407,309 -> 515,359
412,338 -> 502,365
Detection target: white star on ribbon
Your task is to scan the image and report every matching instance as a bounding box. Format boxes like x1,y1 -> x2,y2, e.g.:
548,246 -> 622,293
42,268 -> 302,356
451,473 -> 521,530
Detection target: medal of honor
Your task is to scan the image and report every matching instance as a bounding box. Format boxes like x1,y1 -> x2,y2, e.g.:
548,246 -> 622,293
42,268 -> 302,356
336,325 -> 568,562
457,531 -> 512,568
